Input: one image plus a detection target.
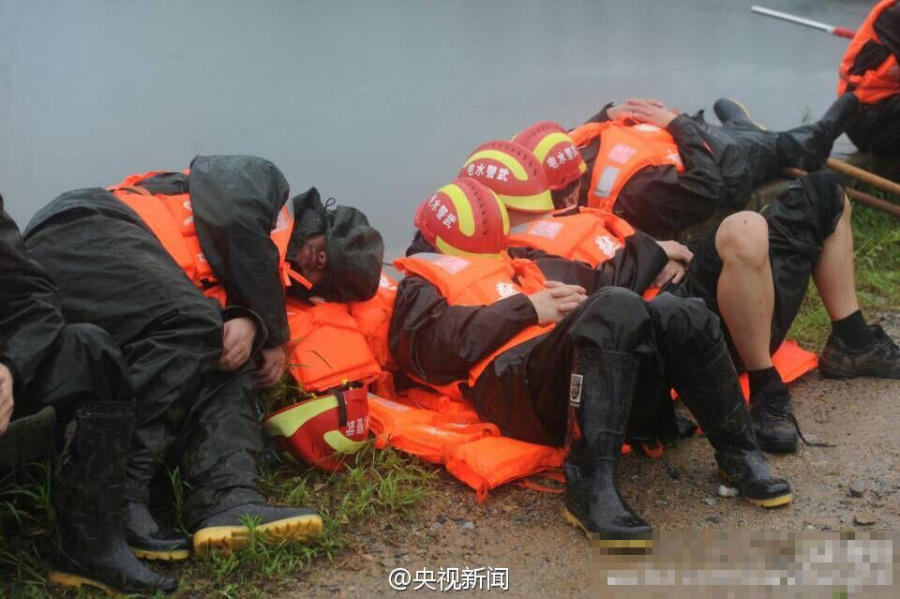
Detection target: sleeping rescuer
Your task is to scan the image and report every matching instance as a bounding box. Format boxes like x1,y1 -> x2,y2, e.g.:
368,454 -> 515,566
389,173 -> 792,544
567,93 -> 859,238
481,124 -> 900,455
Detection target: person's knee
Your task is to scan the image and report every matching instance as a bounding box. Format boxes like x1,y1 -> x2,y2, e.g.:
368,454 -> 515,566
647,294 -> 723,358
58,323 -> 133,401
715,211 -> 769,268
569,288 -> 654,350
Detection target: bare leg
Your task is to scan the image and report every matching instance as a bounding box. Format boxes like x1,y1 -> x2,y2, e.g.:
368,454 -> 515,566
715,211 -> 774,370
813,195 -> 859,321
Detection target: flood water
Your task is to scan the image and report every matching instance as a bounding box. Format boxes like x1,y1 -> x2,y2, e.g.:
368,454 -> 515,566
0,0 -> 876,254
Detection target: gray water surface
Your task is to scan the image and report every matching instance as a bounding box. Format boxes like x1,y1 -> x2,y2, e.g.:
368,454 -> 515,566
0,0 -> 875,254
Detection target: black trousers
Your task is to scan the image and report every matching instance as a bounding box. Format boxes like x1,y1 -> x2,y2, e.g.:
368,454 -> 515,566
846,95 -> 900,154
670,177 -> 845,370
25,210 -> 263,527
470,288 -> 722,447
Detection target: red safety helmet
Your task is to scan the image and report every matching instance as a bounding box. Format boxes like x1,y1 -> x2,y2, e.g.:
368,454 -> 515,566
512,121 -> 587,191
414,177 -> 510,257
262,387 -> 370,472
458,140 -> 554,213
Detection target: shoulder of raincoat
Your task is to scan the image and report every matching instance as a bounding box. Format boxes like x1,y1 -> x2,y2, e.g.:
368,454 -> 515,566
0,195 -> 65,386
388,241 -> 538,385
287,188 -> 384,303
875,2 -> 900,61
189,155 -> 292,348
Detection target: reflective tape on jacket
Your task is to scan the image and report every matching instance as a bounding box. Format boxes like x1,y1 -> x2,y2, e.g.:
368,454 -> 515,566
569,120 -> 684,212
838,0 -> 900,104
285,297 -> 383,393
109,170 -> 301,307
393,252 -> 552,386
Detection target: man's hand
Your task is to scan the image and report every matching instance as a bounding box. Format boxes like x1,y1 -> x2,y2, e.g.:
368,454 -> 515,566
653,259 -> 688,287
0,363 -> 14,436
527,281 -> 587,325
256,347 -> 286,389
220,317 -> 257,370
656,240 -> 693,264
607,98 -> 668,121
621,98 -> 678,128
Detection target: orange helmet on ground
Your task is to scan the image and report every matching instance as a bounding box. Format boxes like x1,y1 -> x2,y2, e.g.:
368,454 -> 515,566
414,177 -> 510,257
513,121 -> 587,191
262,387 -> 370,472
459,140 -> 553,213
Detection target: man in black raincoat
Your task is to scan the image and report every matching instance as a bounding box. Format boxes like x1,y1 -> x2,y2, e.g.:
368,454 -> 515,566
390,178 -> 792,543
1,195 -> 175,594
23,156 -> 322,559
574,93 -> 859,238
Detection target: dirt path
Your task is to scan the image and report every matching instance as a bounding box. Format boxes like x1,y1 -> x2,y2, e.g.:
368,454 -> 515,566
281,315 -> 900,598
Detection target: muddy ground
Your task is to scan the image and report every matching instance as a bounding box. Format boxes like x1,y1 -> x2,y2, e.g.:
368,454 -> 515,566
281,313 -> 900,598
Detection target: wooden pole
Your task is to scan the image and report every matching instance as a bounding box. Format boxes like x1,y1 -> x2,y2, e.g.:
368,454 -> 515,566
782,167 -> 900,219
825,157 -> 900,199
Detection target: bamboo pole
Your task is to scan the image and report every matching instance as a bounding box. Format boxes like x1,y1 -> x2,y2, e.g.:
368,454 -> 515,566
782,167 -> 900,219
825,157 -> 900,199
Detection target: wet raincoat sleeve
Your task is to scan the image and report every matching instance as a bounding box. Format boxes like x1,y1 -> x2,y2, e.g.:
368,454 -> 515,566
188,155 -> 292,348
507,230 -> 666,295
875,3 -> 900,61
0,197 -> 65,386
388,275 -> 538,384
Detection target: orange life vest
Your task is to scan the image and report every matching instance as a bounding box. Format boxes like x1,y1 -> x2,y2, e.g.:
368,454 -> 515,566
507,208 -> 661,300
393,252 -> 552,387
838,0 -> 900,104
348,272 -> 398,371
108,171 -> 308,307
284,297 -> 384,393
569,120 -> 684,212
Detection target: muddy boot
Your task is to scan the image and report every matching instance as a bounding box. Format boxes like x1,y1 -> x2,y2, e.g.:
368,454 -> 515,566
192,503 -> 322,555
125,501 -> 192,561
562,347 -> 652,547
819,324 -> 900,380
714,98 -> 766,131
49,401 -> 177,595
670,341 -> 792,508
776,93 -> 860,171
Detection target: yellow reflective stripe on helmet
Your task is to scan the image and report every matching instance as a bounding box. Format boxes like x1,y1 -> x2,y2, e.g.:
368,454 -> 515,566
499,197 -> 510,234
439,183 -> 475,236
578,160 -> 588,174
462,150 -> 528,181
323,430 -> 368,454
263,395 -> 338,438
533,132 -> 574,162
434,236 -> 504,259
499,190 -> 554,212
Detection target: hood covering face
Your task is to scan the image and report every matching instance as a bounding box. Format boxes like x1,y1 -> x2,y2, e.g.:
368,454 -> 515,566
288,188 -> 384,302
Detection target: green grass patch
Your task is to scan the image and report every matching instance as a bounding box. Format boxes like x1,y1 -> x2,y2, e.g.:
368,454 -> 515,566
0,384 -> 437,598
787,185 -> 900,349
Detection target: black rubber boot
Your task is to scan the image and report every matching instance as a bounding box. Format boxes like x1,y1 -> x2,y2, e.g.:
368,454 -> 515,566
670,341 -> 793,508
562,347 -> 652,547
776,93 -> 860,171
819,324 -> 900,380
49,401 -> 178,595
125,501 -> 192,561
192,503 -> 322,555
714,98 -> 766,131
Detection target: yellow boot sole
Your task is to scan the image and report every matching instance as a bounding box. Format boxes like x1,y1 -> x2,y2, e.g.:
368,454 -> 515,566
130,546 -> 191,561
193,513 -> 323,556
49,571 -> 120,597
562,508 -> 653,549
719,468 -> 793,508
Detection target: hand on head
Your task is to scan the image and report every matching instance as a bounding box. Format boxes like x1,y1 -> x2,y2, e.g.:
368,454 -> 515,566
609,98 -> 677,128
0,363 -> 13,436
528,280 -> 588,325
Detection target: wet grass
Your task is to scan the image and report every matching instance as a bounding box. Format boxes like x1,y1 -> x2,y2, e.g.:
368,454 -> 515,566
787,185 -> 900,349
0,384 -> 437,598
